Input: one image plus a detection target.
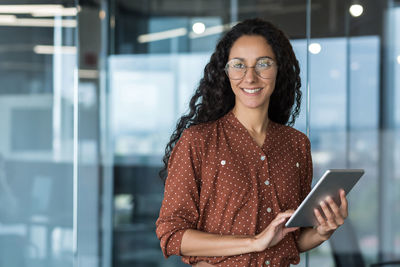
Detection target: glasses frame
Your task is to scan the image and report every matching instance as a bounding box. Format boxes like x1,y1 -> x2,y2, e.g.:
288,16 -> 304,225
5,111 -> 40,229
224,57 -> 278,80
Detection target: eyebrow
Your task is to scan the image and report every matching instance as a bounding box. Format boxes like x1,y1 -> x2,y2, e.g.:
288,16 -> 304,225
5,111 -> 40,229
231,56 -> 274,61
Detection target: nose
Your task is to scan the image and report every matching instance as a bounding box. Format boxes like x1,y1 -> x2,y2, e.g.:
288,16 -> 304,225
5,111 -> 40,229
244,67 -> 257,83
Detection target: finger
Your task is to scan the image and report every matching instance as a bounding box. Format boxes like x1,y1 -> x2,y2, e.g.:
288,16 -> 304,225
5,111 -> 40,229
326,197 -> 344,225
282,227 -> 299,235
339,189 -> 348,218
270,216 -> 287,228
320,200 -> 334,222
274,212 -> 293,221
275,210 -> 295,219
284,209 -> 295,213
314,208 -> 326,226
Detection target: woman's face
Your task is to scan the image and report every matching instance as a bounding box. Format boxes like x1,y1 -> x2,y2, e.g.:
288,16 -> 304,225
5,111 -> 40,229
227,35 -> 278,112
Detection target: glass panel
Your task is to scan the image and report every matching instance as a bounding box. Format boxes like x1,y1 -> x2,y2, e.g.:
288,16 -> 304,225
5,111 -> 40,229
107,1 -> 308,267
76,4 -> 104,267
103,0 -> 400,267
0,1 -> 77,267
394,6 -> 400,259
309,0 -> 400,266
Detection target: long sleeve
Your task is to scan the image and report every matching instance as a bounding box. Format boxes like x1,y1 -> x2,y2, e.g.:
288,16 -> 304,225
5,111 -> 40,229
155,128 -> 202,258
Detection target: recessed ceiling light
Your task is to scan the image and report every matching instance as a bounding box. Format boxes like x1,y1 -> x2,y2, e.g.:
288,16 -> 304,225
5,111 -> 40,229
192,22 -> 205,34
308,43 -> 321,54
349,4 -> 363,17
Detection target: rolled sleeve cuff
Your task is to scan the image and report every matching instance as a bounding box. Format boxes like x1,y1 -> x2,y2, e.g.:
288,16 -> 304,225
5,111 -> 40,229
162,229 -> 188,258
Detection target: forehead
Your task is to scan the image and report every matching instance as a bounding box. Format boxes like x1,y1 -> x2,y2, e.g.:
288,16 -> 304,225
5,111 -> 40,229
228,35 -> 275,61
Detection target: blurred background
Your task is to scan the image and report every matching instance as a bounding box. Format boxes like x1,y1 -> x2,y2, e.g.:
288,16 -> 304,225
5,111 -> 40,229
0,0 -> 399,266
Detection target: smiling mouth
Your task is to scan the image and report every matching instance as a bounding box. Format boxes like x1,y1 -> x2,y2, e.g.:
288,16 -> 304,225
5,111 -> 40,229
242,88 -> 262,94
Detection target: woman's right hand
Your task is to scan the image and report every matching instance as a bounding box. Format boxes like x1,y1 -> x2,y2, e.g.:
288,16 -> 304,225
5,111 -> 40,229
251,210 -> 299,252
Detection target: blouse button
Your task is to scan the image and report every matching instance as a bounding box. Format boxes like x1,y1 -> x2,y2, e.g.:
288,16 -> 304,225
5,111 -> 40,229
267,207 -> 272,213
296,162 -> 299,168
260,155 -> 266,161
264,180 -> 270,186
221,160 -> 226,165
265,260 -> 271,265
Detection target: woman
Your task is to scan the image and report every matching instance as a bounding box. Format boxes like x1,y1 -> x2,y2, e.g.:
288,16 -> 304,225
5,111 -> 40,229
156,18 -> 348,267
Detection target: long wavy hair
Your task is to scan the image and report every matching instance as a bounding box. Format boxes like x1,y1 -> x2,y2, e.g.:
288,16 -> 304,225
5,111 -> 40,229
160,18 -> 302,182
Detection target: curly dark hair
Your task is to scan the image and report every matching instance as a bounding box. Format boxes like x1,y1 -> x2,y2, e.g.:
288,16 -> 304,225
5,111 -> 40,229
160,18 -> 302,182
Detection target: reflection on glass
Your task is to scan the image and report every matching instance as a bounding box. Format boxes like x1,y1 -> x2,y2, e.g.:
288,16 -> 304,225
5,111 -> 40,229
107,1 -> 400,267
0,2 -> 77,267
109,31 -> 309,267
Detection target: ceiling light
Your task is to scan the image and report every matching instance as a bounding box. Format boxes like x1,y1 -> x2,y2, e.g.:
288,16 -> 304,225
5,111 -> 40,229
0,5 -> 77,17
0,4 -> 63,13
308,43 -> 321,54
0,18 -> 76,27
192,22 -> 205,34
349,4 -> 363,17
31,7 -> 77,17
0,15 -> 16,23
189,22 -> 237,39
137,28 -> 187,43
33,45 -> 76,54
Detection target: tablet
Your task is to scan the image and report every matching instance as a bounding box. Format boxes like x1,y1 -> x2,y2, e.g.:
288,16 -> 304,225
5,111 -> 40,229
285,169 -> 364,228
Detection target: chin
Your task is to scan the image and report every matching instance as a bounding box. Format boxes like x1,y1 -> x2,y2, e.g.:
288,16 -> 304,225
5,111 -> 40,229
239,101 -> 269,110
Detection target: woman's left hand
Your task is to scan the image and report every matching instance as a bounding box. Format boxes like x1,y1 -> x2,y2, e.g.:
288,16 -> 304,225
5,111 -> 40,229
313,189 -> 348,240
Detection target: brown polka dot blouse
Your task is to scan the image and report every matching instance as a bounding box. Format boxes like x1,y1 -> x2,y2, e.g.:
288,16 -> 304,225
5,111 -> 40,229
156,110 -> 313,267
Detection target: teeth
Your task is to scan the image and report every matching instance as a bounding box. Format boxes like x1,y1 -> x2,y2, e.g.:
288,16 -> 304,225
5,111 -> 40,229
243,88 -> 262,93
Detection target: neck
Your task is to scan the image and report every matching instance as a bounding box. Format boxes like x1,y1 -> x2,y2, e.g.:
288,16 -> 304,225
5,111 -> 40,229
232,105 -> 270,135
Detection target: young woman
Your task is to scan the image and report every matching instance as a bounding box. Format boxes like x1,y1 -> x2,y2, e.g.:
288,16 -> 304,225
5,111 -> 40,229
156,18 -> 348,267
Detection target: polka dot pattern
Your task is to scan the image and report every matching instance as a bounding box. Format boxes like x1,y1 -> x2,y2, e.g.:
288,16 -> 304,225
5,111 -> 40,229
156,111 -> 313,267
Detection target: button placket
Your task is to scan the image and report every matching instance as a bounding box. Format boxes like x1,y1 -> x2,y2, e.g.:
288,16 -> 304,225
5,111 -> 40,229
260,153 -> 270,187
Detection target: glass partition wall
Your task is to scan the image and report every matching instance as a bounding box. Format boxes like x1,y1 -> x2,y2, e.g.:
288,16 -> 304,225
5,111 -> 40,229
0,1 -> 78,267
104,0 -> 400,267
0,1 -> 102,267
0,0 -> 399,267
106,1 -> 309,266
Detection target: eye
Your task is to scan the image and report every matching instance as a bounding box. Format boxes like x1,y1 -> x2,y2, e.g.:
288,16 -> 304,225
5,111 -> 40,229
256,59 -> 274,68
230,60 -> 246,69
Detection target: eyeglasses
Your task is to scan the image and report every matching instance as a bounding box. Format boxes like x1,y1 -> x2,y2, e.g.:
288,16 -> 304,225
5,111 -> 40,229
224,57 -> 277,80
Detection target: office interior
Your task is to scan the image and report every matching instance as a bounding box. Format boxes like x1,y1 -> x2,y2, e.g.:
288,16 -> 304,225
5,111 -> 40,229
0,0 -> 399,266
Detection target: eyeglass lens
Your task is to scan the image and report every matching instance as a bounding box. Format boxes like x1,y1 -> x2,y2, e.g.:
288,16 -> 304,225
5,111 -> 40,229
225,58 -> 276,79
